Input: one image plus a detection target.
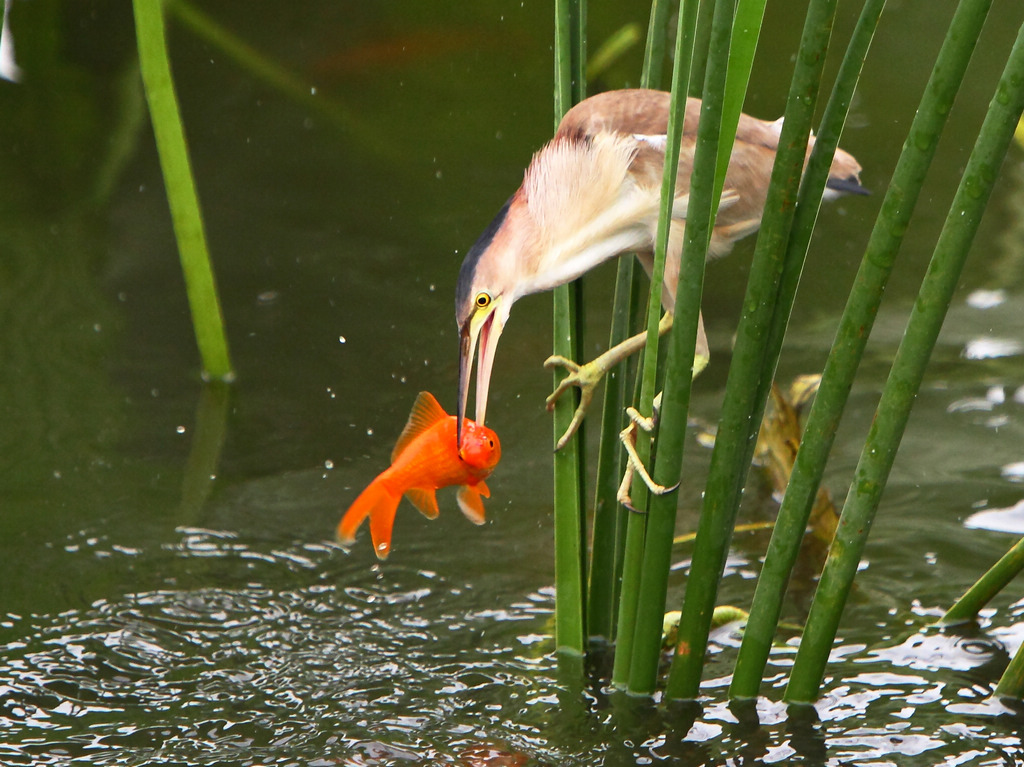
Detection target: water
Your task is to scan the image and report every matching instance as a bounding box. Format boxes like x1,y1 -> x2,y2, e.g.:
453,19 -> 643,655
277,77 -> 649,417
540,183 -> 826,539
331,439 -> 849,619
3,1 -> 1024,764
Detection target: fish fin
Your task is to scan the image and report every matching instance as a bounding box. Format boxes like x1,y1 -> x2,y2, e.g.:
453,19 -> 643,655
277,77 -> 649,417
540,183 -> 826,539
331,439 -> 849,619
391,392 -> 449,462
337,478 -> 401,560
456,485 -> 487,526
475,480 -> 491,499
405,488 -> 440,519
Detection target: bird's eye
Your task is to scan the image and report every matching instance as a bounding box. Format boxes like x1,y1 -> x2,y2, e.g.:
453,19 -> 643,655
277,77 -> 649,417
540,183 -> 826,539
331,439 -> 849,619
475,292 -> 491,309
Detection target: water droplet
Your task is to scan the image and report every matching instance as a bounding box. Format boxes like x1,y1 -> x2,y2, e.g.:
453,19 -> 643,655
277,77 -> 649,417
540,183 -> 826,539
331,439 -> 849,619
176,426 -> 187,434
324,460 -> 334,470
366,428 -> 374,436
339,336 -> 347,344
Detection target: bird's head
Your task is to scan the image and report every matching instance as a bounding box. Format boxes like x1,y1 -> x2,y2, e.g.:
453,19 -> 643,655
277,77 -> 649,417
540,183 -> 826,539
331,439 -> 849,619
455,196 -> 523,449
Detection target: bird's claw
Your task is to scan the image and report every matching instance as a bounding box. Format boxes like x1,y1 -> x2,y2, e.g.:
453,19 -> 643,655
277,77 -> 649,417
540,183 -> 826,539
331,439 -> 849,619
616,393 -> 678,510
544,355 -> 603,451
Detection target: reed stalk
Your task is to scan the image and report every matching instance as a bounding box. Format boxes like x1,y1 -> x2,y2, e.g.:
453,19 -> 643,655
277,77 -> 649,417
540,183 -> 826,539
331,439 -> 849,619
713,0 -> 768,203
587,257 -> 638,642
730,0 -> 887,698
786,18 -> 1024,703
587,0 -> 675,644
133,0 -> 233,382
996,639 -> 1024,700
666,0 -> 841,701
641,0 -> 673,89
609,0 -> 704,690
551,0 -> 588,656
625,0 -> 774,696
942,536 -> 1024,626
621,41 -> 701,698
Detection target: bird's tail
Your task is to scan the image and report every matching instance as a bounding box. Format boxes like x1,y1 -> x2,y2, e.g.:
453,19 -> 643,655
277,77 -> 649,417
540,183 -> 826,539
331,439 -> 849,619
337,479 -> 401,560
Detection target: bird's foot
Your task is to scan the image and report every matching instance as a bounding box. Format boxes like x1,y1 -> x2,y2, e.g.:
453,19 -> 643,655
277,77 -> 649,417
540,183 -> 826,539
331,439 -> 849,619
616,393 -> 678,512
544,355 -> 605,451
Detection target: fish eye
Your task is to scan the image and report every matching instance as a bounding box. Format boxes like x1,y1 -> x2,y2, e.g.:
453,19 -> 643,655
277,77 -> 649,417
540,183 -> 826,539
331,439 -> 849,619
475,292 -> 492,309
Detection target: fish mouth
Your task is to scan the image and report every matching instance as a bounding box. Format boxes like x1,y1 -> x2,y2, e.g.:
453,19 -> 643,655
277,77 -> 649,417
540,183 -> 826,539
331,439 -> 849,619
457,302 -> 504,450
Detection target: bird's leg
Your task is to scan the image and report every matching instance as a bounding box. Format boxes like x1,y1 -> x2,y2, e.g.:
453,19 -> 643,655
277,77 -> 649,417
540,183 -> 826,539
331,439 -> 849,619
546,313 -> 676,451
617,392 -> 678,512
546,311 -> 711,451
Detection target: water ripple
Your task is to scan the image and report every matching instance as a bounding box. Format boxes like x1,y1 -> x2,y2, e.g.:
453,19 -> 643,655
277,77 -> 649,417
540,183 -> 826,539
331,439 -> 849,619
4,553 -> 1024,765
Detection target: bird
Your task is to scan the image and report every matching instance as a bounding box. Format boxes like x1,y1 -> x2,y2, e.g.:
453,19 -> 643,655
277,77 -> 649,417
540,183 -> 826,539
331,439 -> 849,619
455,88 -> 867,450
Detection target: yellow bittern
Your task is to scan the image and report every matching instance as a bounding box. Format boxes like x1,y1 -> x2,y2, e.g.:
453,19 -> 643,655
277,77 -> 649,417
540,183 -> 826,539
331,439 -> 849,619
456,89 -> 866,449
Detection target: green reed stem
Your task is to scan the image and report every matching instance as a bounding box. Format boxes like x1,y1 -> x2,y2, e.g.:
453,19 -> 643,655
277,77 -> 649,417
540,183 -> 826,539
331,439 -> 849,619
610,0 -> 702,689
996,638 -> 1024,699
587,256 -> 636,642
730,0 -> 886,699
552,0 -> 588,656
666,0 -> 840,701
943,536 -> 1024,627
786,17 -> 1024,703
712,0 -> 767,206
133,0 -> 233,382
641,0 -> 673,89
588,0 -> 674,645
627,0 -> 774,696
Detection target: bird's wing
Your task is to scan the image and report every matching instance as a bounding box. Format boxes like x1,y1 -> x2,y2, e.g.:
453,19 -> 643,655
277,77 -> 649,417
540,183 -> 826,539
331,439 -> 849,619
628,134 -> 739,214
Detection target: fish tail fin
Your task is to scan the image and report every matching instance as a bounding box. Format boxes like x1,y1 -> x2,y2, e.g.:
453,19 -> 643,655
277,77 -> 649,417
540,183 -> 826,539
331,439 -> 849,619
456,484 -> 488,526
337,479 -> 401,560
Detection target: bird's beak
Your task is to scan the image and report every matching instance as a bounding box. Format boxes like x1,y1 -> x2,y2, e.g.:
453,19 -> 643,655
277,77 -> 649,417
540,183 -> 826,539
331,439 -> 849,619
457,301 -> 504,449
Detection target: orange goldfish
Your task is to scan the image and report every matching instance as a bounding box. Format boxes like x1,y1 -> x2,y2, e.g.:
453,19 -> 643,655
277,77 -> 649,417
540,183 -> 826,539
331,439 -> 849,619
337,391 -> 501,559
